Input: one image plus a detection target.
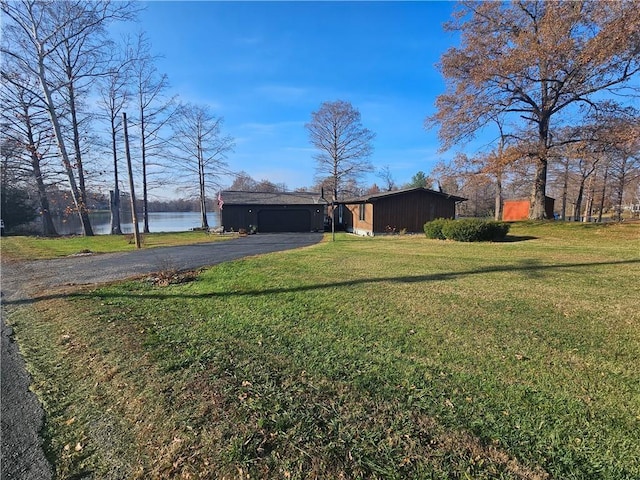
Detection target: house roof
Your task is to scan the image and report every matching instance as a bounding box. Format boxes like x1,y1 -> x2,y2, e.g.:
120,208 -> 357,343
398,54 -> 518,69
220,190 -> 328,205
341,187 -> 467,204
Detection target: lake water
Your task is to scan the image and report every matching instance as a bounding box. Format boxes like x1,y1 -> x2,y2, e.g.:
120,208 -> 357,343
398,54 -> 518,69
52,211 -> 220,235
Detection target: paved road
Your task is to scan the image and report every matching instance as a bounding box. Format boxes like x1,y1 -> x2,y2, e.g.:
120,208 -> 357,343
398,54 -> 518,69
1,233 -> 323,479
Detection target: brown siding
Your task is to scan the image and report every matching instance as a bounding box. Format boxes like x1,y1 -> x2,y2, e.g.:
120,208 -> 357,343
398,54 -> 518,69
343,203 -> 374,234
372,190 -> 456,233
341,190 -> 459,235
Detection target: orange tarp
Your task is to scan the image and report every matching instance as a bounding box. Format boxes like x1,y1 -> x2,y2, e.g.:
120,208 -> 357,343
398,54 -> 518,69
502,200 -> 530,221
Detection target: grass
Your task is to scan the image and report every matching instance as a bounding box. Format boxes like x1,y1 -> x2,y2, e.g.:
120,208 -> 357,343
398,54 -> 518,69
0,231 -> 234,261
5,221 -> 640,479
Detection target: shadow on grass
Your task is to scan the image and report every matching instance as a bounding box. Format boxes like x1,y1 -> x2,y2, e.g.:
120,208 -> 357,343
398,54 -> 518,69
6,258 -> 639,305
501,235 -> 538,242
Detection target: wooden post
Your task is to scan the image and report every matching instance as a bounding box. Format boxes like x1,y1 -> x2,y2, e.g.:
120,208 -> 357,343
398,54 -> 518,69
330,198 -> 336,242
123,112 -> 141,248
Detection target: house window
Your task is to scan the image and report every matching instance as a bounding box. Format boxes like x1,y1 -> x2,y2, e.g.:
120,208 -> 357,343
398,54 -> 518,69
359,204 -> 366,221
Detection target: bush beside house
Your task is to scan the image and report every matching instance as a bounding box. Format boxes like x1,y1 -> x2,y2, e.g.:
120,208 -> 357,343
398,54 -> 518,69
424,218 -> 510,242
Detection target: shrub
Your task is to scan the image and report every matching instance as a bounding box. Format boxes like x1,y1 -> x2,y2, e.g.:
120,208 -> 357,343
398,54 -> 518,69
423,218 -> 448,239
425,218 -> 510,242
485,221 -> 510,241
441,218 -> 478,242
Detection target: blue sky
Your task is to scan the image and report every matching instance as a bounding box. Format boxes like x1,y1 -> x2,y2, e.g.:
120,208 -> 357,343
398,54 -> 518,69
130,1 -> 460,191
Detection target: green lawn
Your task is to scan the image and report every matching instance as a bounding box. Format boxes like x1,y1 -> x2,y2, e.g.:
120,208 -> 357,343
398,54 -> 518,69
0,230 -> 234,261
6,222 -> 640,479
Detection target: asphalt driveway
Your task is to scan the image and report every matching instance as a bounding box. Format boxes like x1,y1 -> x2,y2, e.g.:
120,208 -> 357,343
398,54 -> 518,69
1,232 -> 323,479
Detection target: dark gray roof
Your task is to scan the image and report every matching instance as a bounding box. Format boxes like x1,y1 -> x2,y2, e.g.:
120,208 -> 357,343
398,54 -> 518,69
220,190 -> 328,205
341,186 -> 467,204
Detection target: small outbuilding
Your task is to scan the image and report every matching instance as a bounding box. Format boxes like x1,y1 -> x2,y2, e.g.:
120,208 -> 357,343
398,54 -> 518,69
502,197 -> 555,221
339,187 -> 466,236
219,191 -> 327,233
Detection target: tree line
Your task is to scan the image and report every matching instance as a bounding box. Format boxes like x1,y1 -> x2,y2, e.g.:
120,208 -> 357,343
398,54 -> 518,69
279,3 -> 640,222
426,1 -> 640,220
1,0 -> 234,236
2,1 -> 639,237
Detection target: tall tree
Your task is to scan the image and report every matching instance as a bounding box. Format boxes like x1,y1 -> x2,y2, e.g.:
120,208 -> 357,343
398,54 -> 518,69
1,70 -> 58,235
50,0 -> 106,221
305,100 -> 375,202
97,43 -> 133,235
428,1 -> 640,219
1,0 -> 136,235
171,103 -> 234,230
131,33 -> 177,233
608,125 -> 640,221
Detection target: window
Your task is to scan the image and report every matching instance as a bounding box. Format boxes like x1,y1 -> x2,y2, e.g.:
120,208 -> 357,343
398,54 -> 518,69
359,204 -> 366,221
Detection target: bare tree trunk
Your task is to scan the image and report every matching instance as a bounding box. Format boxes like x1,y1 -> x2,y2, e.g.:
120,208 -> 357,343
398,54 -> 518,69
198,141 -> 208,229
139,109 -> 150,233
67,67 -> 89,211
494,171 -> 503,221
32,161 -> 57,236
574,177 -> 586,222
110,121 -> 122,234
110,190 -> 121,234
123,112 -> 141,248
597,164 -> 609,223
530,119 -> 549,220
530,159 -> 548,219
27,134 -> 57,237
615,157 -> 628,222
22,103 -> 58,236
582,174 -> 595,223
37,56 -> 93,236
560,160 -> 569,221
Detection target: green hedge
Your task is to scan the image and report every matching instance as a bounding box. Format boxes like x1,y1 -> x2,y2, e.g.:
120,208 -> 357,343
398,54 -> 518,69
423,218 -> 448,239
424,218 -> 510,242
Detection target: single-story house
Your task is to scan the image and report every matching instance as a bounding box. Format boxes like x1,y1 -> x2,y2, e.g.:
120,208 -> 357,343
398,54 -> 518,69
339,187 -> 467,236
502,197 -> 555,221
219,190 -> 328,233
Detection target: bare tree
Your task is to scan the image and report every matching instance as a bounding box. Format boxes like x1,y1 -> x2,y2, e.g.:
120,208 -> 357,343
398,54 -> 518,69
306,100 -> 375,202
171,103 -> 234,230
608,127 -> 640,221
131,33 -> 177,233
97,42 -> 133,235
49,1 -> 107,220
229,171 -> 258,191
377,165 -> 396,192
229,173 -> 285,193
431,157 -> 494,217
1,0 -> 136,235
254,179 -> 286,193
1,69 -> 59,235
0,138 -> 39,230
427,1 -> 640,219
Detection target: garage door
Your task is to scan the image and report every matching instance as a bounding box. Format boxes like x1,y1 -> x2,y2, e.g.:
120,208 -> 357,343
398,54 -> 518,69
258,209 -> 311,232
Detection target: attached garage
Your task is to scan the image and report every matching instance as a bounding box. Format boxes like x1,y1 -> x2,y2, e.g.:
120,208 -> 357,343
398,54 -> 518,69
218,191 -> 327,233
258,209 -> 311,233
